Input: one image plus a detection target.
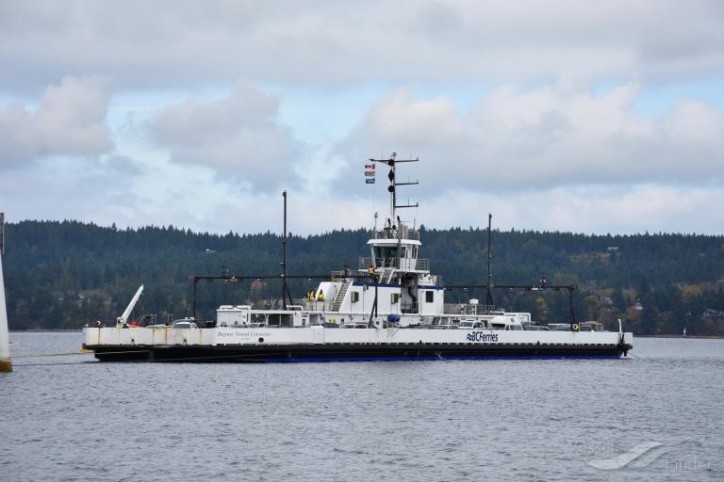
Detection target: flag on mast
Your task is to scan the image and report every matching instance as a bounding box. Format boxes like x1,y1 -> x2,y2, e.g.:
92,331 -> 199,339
364,162 -> 376,184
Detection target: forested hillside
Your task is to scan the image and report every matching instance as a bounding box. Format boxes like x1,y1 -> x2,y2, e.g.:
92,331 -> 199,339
3,220 -> 723,335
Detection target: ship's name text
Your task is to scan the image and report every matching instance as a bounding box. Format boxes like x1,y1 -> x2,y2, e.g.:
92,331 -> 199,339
466,332 -> 499,342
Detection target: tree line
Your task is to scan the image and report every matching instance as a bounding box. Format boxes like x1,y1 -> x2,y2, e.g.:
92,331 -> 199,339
2,220 -> 723,335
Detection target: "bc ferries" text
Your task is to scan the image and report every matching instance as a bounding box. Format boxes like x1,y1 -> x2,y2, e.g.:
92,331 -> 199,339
466,331 -> 499,342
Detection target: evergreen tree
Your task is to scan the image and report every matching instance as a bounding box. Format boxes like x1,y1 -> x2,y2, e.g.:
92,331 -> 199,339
2,220 -> 722,333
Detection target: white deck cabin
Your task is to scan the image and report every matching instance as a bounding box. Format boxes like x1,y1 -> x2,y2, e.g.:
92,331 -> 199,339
211,218 -> 525,331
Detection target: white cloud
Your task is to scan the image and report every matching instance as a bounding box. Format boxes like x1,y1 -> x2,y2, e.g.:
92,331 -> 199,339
419,184 -> 724,235
362,91 -> 463,145
0,153 -> 144,225
150,82 -> 302,191
0,2 -> 722,235
335,83 -> 723,198
2,1 -> 723,92
0,76 -> 113,167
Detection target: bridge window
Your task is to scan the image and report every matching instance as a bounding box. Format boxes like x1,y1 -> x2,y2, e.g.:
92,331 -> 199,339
425,291 -> 434,303
375,247 -> 398,259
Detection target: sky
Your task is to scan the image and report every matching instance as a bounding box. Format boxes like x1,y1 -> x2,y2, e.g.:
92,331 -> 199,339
0,1 -> 723,236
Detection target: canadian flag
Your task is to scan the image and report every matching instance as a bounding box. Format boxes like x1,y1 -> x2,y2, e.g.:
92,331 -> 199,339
364,163 -> 375,169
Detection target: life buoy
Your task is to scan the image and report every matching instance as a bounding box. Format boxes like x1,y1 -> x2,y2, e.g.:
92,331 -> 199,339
572,323 -> 580,332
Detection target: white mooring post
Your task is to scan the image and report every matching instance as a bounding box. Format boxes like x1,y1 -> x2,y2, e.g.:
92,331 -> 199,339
0,212 -> 12,373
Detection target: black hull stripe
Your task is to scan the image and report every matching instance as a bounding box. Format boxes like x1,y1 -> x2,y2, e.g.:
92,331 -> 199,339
87,343 -> 631,363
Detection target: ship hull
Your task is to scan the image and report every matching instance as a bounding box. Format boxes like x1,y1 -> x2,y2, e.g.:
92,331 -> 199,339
86,341 -> 630,363
83,326 -> 632,362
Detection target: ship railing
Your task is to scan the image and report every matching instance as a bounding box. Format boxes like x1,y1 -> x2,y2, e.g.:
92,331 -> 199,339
358,257 -> 430,271
330,269 -> 354,280
443,304 -> 498,315
303,300 -> 330,311
416,274 -> 442,286
359,257 -> 398,269
374,226 -> 420,240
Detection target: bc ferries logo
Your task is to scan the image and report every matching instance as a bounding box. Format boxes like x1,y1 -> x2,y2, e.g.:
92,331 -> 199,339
466,331 -> 498,342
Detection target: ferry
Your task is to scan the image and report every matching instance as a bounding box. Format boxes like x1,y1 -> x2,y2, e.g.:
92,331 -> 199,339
82,154 -> 633,362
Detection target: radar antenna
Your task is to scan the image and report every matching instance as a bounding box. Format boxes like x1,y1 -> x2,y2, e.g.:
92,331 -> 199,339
368,152 -> 419,222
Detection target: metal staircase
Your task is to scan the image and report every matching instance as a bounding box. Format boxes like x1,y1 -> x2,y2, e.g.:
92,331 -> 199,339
382,268 -> 396,284
331,279 -> 352,311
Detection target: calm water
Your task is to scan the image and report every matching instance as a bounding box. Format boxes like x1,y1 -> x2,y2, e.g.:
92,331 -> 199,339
1,333 -> 722,482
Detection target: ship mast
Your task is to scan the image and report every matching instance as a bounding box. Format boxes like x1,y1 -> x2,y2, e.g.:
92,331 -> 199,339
486,213 -> 495,307
368,152 -> 419,224
281,191 -> 293,309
